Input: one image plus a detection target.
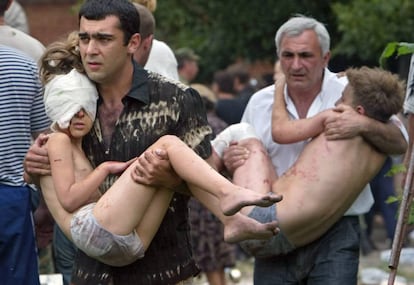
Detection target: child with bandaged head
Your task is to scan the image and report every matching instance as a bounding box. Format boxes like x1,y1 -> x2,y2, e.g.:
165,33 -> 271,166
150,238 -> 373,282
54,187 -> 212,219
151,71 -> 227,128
35,34 -> 280,267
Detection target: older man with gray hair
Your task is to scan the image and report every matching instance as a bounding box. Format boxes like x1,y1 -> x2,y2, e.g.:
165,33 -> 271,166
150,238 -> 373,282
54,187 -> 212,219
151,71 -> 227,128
223,15 -> 407,284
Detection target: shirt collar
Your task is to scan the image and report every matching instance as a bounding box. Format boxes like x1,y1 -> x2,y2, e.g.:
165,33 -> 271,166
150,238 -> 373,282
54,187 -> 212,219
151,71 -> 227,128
124,60 -> 150,105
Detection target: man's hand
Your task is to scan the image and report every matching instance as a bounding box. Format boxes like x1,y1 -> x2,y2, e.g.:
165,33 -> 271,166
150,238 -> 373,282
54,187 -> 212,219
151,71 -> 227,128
325,104 -> 407,154
222,141 -> 250,175
24,134 -> 50,185
324,104 -> 363,140
131,148 -> 182,189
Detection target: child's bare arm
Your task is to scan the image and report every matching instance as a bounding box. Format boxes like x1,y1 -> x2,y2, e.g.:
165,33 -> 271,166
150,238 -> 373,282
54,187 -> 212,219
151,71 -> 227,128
48,134 -> 134,212
271,75 -> 330,144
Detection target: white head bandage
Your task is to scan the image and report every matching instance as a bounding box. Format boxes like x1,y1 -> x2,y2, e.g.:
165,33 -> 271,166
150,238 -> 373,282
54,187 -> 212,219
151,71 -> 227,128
44,69 -> 98,130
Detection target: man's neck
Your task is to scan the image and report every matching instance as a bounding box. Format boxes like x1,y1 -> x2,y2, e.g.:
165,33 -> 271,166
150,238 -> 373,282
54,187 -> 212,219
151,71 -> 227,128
97,62 -> 134,104
288,83 -> 323,119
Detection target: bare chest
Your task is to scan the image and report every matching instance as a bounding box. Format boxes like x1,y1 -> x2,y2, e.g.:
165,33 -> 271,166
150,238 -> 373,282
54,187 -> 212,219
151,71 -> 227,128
72,148 -> 94,182
98,104 -> 124,147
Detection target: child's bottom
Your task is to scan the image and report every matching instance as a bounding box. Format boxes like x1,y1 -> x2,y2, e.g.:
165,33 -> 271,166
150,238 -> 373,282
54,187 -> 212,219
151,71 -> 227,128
70,203 -> 145,267
239,204 -> 296,258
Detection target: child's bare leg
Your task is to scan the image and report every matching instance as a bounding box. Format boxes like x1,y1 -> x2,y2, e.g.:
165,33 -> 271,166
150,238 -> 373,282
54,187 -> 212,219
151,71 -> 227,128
93,132 -> 279,237
190,185 -> 279,243
93,160 -> 165,235
156,135 -> 280,215
232,138 -> 280,215
135,188 -> 174,250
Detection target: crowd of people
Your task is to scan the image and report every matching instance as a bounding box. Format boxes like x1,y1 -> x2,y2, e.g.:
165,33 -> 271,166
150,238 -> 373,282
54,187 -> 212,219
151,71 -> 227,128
0,0 -> 413,285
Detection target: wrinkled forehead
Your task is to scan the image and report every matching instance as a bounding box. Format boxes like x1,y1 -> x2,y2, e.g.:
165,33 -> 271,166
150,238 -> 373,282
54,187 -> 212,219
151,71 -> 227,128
79,15 -> 122,35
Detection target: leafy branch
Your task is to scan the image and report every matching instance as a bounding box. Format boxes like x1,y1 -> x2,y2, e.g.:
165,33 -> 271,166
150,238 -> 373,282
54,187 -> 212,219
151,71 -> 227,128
379,42 -> 414,68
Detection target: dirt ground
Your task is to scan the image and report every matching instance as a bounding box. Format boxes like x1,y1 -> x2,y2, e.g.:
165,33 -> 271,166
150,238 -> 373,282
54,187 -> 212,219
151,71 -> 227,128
194,216 -> 414,285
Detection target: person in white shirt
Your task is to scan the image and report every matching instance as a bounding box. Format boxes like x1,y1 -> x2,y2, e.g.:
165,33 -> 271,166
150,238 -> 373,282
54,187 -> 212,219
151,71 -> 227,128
210,67 -> 403,260
132,1 -> 179,81
222,15 -> 407,285
145,39 -> 179,81
4,0 -> 28,33
0,0 -> 45,62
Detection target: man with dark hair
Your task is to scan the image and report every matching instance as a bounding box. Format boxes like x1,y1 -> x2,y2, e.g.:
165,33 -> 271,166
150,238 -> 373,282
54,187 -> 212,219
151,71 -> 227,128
24,0 -> 211,284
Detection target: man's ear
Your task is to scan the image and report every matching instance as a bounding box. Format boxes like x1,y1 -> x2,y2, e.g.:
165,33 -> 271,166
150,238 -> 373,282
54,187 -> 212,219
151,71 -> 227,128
128,33 -> 141,54
322,51 -> 331,67
356,105 -> 365,116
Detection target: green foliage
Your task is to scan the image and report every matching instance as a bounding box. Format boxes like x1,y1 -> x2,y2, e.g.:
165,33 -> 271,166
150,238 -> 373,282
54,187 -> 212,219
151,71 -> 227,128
386,164 -> 414,224
379,42 -> 414,68
332,0 -> 414,65
154,0 -> 344,81
70,0 -> 414,81
411,205 -> 414,224
386,194 -> 414,224
385,163 -> 407,177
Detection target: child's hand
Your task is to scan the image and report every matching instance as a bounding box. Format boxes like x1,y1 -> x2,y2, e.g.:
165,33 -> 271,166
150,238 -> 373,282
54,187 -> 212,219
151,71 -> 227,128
105,158 -> 137,175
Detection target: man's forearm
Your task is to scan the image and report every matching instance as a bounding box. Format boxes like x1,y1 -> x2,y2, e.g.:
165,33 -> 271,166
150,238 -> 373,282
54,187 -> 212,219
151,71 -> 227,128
361,117 -> 407,155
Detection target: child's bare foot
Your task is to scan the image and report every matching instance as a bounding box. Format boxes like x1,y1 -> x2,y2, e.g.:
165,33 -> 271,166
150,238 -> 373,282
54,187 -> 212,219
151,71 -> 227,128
221,188 -> 282,216
223,213 -> 279,243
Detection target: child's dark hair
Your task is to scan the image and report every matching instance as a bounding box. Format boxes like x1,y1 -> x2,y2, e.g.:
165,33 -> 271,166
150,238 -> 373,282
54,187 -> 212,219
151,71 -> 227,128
39,31 -> 84,85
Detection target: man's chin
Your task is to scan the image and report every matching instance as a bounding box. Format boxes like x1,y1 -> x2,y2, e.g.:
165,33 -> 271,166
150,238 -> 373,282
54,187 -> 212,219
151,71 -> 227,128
85,72 -> 104,84
288,80 -> 307,88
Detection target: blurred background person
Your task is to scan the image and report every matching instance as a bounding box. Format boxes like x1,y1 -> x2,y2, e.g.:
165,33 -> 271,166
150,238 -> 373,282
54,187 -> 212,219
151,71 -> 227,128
4,0 -> 28,33
188,83 -> 237,285
213,69 -> 242,125
132,0 -> 179,80
361,156 -> 399,255
176,47 -> 200,84
227,62 -> 257,108
0,0 -> 44,62
0,44 -> 50,285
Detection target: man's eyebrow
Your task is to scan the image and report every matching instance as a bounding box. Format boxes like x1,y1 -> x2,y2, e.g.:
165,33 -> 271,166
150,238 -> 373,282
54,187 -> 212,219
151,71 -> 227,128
78,32 -> 114,39
78,32 -> 88,37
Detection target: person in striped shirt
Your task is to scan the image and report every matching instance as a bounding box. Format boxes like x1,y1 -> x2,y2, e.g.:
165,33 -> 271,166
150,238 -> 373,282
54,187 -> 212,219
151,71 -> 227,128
0,45 -> 50,285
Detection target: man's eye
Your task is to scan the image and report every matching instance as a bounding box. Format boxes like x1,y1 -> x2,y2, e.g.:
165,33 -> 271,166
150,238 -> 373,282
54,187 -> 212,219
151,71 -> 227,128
98,37 -> 111,42
79,38 -> 89,44
300,53 -> 313,58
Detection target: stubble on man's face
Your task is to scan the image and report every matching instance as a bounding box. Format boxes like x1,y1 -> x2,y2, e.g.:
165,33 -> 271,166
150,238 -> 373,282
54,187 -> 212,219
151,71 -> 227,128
78,16 -> 131,85
279,30 -> 328,93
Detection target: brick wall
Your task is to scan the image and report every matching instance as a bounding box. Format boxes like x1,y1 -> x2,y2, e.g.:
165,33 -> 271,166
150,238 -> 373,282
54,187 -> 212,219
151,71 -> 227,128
23,2 -> 78,46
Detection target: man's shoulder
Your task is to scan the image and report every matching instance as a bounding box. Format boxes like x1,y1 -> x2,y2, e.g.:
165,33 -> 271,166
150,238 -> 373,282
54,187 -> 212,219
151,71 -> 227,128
245,84 -> 275,108
0,44 -> 33,61
148,72 -> 198,94
0,45 -> 38,75
323,69 -> 348,89
0,26 -> 45,61
241,85 -> 274,124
